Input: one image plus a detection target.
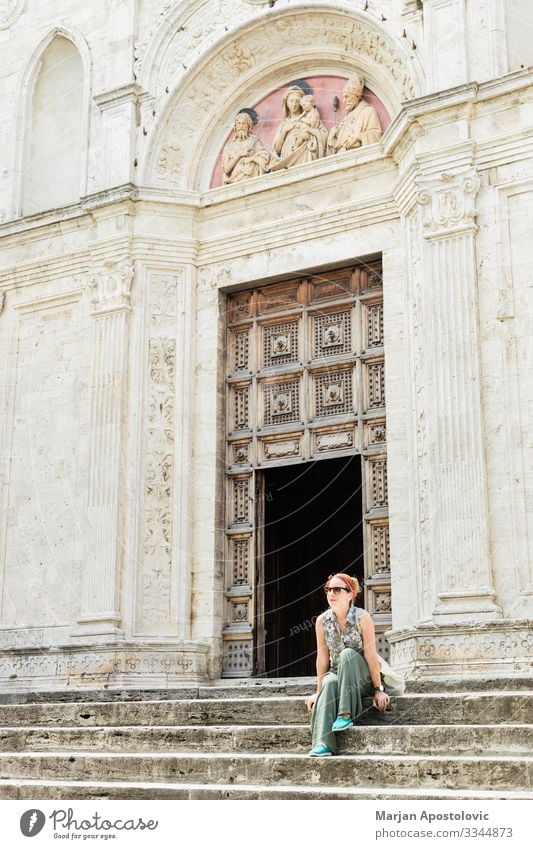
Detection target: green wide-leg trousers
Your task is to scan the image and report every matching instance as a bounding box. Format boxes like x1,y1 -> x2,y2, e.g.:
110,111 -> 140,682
310,648 -> 374,754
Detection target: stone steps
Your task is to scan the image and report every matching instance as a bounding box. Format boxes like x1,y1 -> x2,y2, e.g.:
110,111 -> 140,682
1,778 -> 531,801
0,686 -> 531,800
0,692 -> 530,726
0,723 -> 530,756
0,751 -> 530,792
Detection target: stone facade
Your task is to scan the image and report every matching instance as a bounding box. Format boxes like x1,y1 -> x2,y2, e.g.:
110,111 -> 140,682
0,0 -> 532,689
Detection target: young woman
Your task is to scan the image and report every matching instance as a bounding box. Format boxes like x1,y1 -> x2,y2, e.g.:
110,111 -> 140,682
305,572 -> 391,756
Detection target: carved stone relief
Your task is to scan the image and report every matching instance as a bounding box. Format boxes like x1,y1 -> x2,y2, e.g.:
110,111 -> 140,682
138,273 -> 179,634
89,265 -> 134,313
417,173 -> 481,237
152,9 -> 415,188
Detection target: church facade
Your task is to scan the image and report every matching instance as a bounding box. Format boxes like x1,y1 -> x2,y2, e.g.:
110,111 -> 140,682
0,0 -> 531,690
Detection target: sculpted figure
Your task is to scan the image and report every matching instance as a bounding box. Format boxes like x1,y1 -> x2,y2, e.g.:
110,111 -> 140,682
270,86 -> 327,171
327,74 -> 382,155
222,112 -> 270,184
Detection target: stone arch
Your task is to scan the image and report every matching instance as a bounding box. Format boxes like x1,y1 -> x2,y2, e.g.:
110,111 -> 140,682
143,4 -> 422,191
14,26 -> 91,217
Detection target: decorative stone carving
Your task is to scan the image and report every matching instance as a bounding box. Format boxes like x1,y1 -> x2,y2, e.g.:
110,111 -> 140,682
137,273 -> 179,635
152,9 -> 415,188
417,174 -> 481,238
222,113 -> 270,184
89,265 -> 134,313
157,144 -> 182,184
270,88 -> 327,171
327,74 -> 383,155
0,1 -> 25,30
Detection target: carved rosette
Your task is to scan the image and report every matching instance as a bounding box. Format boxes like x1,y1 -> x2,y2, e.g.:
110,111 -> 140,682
138,273 -> 179,634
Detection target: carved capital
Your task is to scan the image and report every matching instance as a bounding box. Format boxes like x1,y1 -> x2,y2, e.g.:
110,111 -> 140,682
89,265 -> 134,313
417,173 -> 481,239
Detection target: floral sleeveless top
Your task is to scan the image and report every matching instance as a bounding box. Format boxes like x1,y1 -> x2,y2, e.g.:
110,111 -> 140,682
322,605 -> 364,669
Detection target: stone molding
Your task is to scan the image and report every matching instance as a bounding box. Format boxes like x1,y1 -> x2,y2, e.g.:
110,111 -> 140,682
388,620 -> 533,679
0,642 -> 210,690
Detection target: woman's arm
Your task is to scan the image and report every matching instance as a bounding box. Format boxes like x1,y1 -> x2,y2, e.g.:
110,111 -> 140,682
359,610 -> 391,712
305,614 -> 329,712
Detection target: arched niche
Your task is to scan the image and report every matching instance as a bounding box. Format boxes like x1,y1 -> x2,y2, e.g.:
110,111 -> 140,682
144,6 -> 419,192
22,35 -> 84,216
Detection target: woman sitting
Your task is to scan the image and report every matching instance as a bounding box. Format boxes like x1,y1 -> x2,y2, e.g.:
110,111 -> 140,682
305,572 -> 391,757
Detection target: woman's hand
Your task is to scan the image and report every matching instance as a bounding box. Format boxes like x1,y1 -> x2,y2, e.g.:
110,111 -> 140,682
372,690 -> 390,711
305,693 -> 318,713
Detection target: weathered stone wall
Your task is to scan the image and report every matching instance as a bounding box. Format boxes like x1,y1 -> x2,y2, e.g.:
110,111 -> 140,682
0,0 -> 531,687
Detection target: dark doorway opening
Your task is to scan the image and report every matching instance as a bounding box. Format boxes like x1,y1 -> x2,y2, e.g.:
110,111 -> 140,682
259,455 -> 363,677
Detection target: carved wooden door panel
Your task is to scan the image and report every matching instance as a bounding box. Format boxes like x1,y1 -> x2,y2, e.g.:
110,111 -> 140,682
223,263 -> 390,676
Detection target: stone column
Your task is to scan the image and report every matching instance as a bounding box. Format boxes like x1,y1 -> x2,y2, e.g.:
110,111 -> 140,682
77,263 -> 133,637
415,170 -> 502,623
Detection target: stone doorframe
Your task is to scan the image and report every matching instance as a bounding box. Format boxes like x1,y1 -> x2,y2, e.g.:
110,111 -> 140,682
222,262 -> 391,676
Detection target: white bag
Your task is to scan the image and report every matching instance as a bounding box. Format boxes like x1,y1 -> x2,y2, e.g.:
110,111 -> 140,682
378,654 -> 405,697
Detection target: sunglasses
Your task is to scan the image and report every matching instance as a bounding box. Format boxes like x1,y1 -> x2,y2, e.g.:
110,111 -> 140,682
324,586 -> 350,595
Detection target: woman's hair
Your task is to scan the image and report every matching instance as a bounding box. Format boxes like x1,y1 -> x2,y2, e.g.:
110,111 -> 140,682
325,573 -> 361,597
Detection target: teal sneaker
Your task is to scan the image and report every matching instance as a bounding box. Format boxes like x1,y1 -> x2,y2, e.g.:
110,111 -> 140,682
332,715 -> 353,731
309,744 -> 333,757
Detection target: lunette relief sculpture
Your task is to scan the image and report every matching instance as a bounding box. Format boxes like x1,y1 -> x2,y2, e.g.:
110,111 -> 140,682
327,73 -> 382,154
222,112 -> 270,184
221,74 -> 383,184
270,86 -> 328,171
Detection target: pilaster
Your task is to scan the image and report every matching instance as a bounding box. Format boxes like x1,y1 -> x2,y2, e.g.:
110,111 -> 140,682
132,265 -> 196,642
76,263 -> 133,638
415,169 -> 501,623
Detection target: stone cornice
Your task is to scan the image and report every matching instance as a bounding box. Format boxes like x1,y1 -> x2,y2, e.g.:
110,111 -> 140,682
93,83 -> 148,110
